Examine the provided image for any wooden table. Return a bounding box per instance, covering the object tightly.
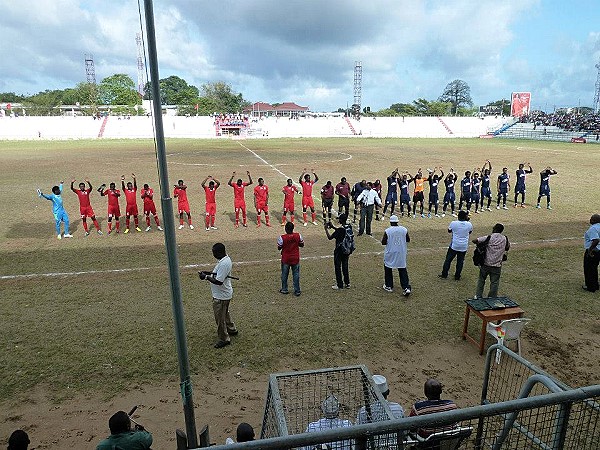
[462,301,525,355]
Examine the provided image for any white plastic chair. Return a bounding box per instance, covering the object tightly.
[486,318,531,363]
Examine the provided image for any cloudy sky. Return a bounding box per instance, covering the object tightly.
[1,0,599,112]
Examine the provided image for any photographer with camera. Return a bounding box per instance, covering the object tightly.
[199,243,238,349]
[96,409,152,450]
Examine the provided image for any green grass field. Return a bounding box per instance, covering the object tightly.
[1,136,599,411]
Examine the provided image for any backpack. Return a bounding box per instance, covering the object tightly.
[472,235,491,266]
[339,224,356,255]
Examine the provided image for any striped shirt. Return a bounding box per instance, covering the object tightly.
[409,399,458,437]
[476,233,509,267]
[303,418,353,450]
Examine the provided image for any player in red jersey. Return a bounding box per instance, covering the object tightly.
[228,171,253,227]
[121,173,141,233]
[174,179,194,229]
[71,178,102,236]
[253,177,271,227]
[140,183,162,231]
[281,178,299,225]
[99,182,121,234]
[299,168,319,226]
[201,175,220,230]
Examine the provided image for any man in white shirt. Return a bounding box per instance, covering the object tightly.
[303,395,352,450]
[439,210,473,281]
[199,242,238,349]
[356,182,382,236]
[381,215,411,296]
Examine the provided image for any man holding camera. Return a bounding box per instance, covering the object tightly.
[96,410,152,450]
[199,243,238,349]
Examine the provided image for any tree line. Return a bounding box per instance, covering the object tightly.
[1,76,511,117]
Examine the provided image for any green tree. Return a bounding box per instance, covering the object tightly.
[438,79,473,115]
[390,102,417,115]
[144,76,199,105]
[0,92,25,103]
[201,81,249,113]
[98,74,140,105]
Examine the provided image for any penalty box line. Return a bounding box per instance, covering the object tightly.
[0,236,579,281]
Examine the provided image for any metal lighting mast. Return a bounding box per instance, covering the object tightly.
[136,33,146,98]
[353,61,362,118]
[84,54,98,115]
[143,0,198,446]
[593,57,600,114]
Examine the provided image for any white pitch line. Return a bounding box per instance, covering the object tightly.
[0,236,580,281]
[236,141,295,181]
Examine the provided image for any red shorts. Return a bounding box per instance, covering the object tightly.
[302,197,315,209]
[144,204,157,215]
[108,205,121,217]
[284,202,295,212]
[234,200,246,210]
[80,206,96,218]
[126,204,139,216]
[206,202,217,215]
[178,202,190,214]
[256,202,268,213]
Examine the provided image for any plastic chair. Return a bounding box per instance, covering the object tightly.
[486,318,531,363]
[413,426,473,449]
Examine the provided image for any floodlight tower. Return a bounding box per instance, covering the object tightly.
[353,61,362,118]
[84,53,98,115]
[594,57,600,114]
[136,33,146,98]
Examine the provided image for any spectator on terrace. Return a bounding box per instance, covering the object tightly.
[96,410,152,450]
[583,214,600,292]
[302,395,352,450]
[409,379,458,438]
[7,430,30,450]
[225,422,255,444]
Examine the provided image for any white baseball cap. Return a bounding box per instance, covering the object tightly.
[389,215,399,223]
[373,375,389,394]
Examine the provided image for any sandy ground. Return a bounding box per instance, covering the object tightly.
[2,324,598,449]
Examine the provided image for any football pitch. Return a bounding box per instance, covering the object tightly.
[1,137,599,446]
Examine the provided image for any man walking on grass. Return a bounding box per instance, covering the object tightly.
[382,215,411,297]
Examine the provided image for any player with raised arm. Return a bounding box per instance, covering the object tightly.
[514,162,533,207]
[174,179,193,229]
[38,181,72,239]
[99,181,121,234]
[228,171,253,228]
[458,170,472,212]
[373,178,383,221]
[122,174,141,233]
[536,167,557,209]
[427,167,444,218]
[412,168,426,218]
[480,160,493,211]
[140,183,162,231]
[399,172,412,217]
[71,178,102,236]
[299,168,319,226]
[471,169,482,214]
[254,177,271,227]
[382,168,400,220]
[496,167,510,210]
[281,178,298,225]
[442,169,458,217]
[202,175,220,230]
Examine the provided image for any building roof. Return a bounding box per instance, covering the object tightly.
[273,102,309,111]
[243,101,309,113]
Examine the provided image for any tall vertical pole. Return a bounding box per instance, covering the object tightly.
[142,1,198,447]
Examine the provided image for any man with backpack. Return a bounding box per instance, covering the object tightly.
[382,215,411,296]
[472,223,510,298]
[324,213,355,290]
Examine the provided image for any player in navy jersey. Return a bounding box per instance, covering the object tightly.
[398,173,413,217]
[442,170,458,217]
[496,167,510,209]
[382,169,400,220]
[427,167,444,217]
[373,179,383,220]
[514,163,533,207]
[470,171,482,214]
[536,167,557,209]
[458,171,472,211]
[480,160,493,211]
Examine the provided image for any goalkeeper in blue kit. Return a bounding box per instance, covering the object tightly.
[38,182,73,239]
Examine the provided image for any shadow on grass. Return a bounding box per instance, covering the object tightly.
[6,221,81,238]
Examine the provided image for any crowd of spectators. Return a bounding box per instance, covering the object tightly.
[214,113,249,128]
[519,110,600,133]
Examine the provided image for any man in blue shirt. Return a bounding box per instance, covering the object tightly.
[536,167,557,209]
[458,171,472,211]
[496,167,510,210]
[480,160,493,211]
[38,182,72,239]
[514,163,533,207]
[382,169,400,220]
[442,170,458,218]
[583,214,600,292]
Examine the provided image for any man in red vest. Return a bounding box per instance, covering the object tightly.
[277,222,304,296]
